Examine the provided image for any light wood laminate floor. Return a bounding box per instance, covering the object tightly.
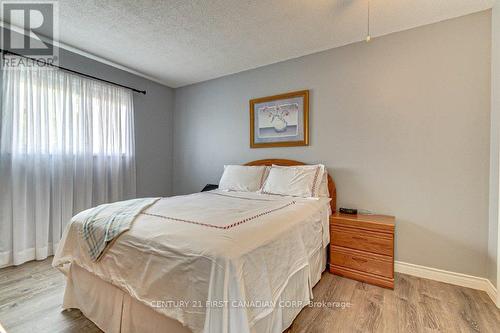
[0,258,499,332]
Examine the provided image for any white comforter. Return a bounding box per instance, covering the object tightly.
[53,190,330,333]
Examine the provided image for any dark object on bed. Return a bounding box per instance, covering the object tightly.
[202,184,219,192]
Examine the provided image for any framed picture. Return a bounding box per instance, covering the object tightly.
[250,90,309,148]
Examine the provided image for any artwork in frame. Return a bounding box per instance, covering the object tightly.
[250,90,309,148]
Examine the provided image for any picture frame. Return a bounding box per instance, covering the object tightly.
[249,90,309,148]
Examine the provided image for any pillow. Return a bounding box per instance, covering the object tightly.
[262,164,325,198]
[281,164,330,197]
[219,165,268,192]
[318,171,330,197]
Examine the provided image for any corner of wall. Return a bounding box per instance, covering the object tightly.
[491,0,500,298]
[168,86,177,196]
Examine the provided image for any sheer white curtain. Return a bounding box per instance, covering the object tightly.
[0,63,136,267]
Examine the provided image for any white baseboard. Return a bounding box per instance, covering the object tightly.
[395,261,498,308]
[484,279,498,306]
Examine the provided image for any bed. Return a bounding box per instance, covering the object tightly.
[53,159,336,333]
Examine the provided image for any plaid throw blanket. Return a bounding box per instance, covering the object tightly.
[79,197,160,261]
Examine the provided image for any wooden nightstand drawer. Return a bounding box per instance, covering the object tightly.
[331,226,393,256]
[329,213,395,288]
[331,246,393,278]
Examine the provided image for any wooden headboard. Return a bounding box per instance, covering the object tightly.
[245,159,336,213]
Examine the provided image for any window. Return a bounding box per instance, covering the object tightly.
[3,67,135,156]
[0,62,136,267]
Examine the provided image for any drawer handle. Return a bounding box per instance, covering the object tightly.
[352,236,367,242]
[352,257,368,264]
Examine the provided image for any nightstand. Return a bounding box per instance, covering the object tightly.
[329,213,395,289]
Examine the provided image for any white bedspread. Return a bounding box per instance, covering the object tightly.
[53,190,330,333]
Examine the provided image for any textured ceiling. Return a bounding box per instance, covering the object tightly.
[7,0,494,87]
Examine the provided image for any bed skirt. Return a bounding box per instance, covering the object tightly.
[62,246,328,333]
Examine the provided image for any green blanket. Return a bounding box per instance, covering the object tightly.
[79,197,160,261]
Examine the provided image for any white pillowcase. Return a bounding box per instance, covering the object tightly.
[318,171,330,197]
[262,164,325,198]
[287,164,330,197]
[219,165,268,192]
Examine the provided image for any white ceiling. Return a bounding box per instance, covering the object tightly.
[8,0,495,88]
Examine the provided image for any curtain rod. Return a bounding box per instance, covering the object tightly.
[1,49,147,95]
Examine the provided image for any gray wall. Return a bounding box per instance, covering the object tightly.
[1,28,175,198]
[173,11,492,278]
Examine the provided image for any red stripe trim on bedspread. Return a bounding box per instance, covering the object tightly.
[141,201,296,230]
